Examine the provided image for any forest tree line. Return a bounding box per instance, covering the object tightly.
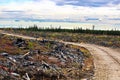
[1,25,120,35]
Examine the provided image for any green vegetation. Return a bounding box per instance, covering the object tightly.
[27,42,34,49]
[1,26,120,48]
[16,25,120,35]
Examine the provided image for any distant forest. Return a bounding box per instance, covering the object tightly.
[1,25,120,35]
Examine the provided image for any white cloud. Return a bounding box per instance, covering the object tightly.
[0,0,119,24]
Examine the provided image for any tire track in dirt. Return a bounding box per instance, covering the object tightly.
[79,44,120,80]
[97,47,120,65]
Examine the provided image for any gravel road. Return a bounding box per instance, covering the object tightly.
[65,42,120,80]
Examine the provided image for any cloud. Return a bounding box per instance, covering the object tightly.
[2,10,24,13]
[0,0,119,24]
[53,0,120,7]
[86,18,100,21]
[109,18,120,20]
[0,0,34,4]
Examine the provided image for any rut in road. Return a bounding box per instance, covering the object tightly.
[79,44,120,80]
[97,47,120,65]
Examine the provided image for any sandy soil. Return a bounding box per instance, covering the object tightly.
[0,30,120,80]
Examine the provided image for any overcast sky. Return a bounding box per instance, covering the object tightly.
[0,0,120,23]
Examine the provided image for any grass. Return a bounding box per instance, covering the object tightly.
[80,47,92,58]
[0,34,23,54]
[3,27,120,48]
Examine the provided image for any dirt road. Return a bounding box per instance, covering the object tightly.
[0,30,120,80]
[0,30,36,40]
[65,42,120,80]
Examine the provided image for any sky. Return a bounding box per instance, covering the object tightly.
[0,0,120,24]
